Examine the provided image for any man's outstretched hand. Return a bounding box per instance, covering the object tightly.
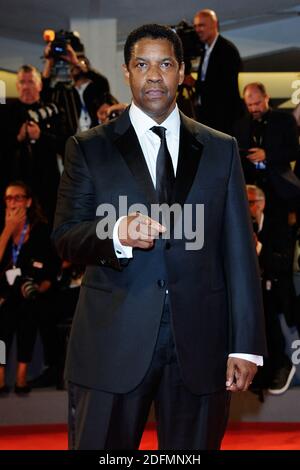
[118,213,166,250]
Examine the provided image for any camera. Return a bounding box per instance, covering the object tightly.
[20,278,39,301]
[171,20,202,60]
[43,29,84,61]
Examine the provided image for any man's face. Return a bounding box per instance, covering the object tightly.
[244,88,269,120]
[123,38,184,124]
[247,189,265,220]
[193,14,217,44]
[16,71,42,104]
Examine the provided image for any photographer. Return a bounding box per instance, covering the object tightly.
[0,181,58,394]
[234,82,300,223]
[5,65,65,227]
[42,41,110,133]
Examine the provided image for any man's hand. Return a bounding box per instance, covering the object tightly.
[62,44,87,69]
[42,44,54,78]
[17,122,41,142]
[226,357,257,392]
[26,121,41,141]
[118,213,166,250]
[246,148,266,163]
[17,123,28,142]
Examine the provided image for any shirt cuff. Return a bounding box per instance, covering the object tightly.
[113,216,133,259]
[229,353,263,366]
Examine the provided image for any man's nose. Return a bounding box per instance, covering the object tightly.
[147,65,162,81]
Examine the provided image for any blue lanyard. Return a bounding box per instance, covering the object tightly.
[12,221,28,268]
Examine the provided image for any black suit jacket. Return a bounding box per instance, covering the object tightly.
[195,35,243,134]
[72,70,110,129]
[53,109,266,395]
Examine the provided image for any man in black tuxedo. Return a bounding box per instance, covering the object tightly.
[193,9,243,134]
[53,24,266,450]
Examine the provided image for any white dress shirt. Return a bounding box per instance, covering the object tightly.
[75,81,92,132]
[112,101,263,366]
[200,34,219,81]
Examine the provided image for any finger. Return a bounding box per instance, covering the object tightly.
[138,224,161,238]
[226,383,239,392]
[236,373,248,391]
[226,361,235,388]
[135,239,154,250]
[137,214,166,233]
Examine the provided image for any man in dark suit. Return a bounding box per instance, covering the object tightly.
[193,9,243,134]
[53,24,266,450]
[234,82,300,220]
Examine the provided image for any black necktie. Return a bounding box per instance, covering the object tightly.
[151,126,175,205]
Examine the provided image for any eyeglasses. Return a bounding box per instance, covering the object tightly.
[4,195,28,203]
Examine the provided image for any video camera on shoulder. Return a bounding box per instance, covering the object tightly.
[43,29,84,61]
[171,20,202,60]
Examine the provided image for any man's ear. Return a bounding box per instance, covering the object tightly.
[122,64,130,85]
[179,61,185,86]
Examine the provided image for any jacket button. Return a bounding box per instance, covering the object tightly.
[157,280,166,288]
[165,242,171,250]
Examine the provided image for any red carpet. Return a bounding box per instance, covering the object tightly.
[0,422,300,450]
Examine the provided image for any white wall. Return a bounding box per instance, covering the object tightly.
[0,36,44,71]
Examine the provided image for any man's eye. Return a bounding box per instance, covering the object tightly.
[137,62,147,68]
[161,62,172,69]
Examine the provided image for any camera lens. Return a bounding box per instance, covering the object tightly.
[20,279,38,300]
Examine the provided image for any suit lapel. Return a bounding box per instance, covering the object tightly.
[173,113,204,207]
[112,109,204,210]
[113,110,157,205]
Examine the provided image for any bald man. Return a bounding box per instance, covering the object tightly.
[234,82,299,221]
[193,9,242,134]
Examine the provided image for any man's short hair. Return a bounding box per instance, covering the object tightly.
[246,184,265,200]
[243,82,267,97]
[17,64,42,83]
[124,23,184,66]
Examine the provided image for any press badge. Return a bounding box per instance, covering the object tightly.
[5,267,22,286]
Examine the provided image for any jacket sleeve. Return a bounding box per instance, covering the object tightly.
[52,135,120,270]
[223,137,267,355]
